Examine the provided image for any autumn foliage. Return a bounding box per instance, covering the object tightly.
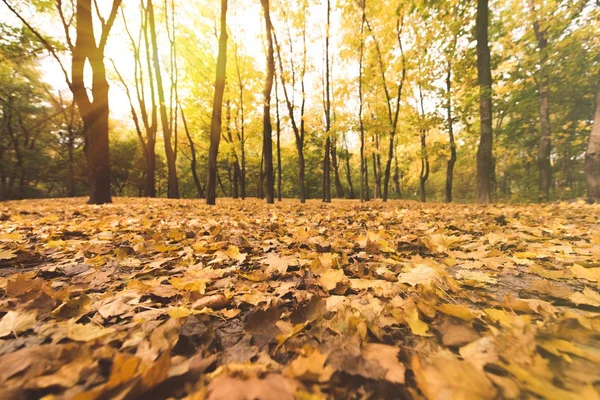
[0,198,599,398]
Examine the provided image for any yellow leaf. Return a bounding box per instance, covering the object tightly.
[167,306,193,319]
[412,350,497,400]
[317,269,347,292]
[570,287,600,307]
[67,320,114,342]
[0,249,17,260]
[0,232,22,241]
[0,310,37,337]
[437,303,476,322]
[169,277,208,293]
[405,306,432,337]
[570,264,600,282]
[284,347,335,382]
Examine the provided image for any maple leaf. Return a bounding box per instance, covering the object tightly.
[0,310,37,338]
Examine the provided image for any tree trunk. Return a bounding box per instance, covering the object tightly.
[234,47,246,200]
[181,105,203,198]
[343,133,354,199]
[393,154,401,196]
[261,0,275,204]
[225,100,241,199]
[445,59,457,203]
[322,0,332,203]
[528,0,552,202]
[273,28,306,202]
[359,2,367,202]
[275,73,282,201]
[331,136,344,198]
[538,64,552,201]
[419,129,429,202]
[476,0,493,204]
[206,0,228,205]
[585,78,600,203]
[148,0,178,198]
[70,0,120,204]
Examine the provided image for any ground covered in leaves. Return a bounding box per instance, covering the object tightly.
[0,198,599,399]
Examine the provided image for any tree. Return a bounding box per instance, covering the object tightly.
[113,3,159,197]
[358,0,368,202]
[273,2,308,203]
[585,76,600,203]
[260,0,275,204]
[3,0,122,204]
[476,0,493,204]
[148,0,178,198]
[322,0,332,203]
[206,0,228,205]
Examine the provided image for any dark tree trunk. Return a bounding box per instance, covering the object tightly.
[476,0,493,204]
[585,78,600,203]
[343,133,354,199]
[331,136,344,198]
[148,0,178,198]
[181,105,203,198]
[3,0,121,204]
[275,73,282,201]
[322,0,332,203]
[359,1,367,202]
[225,101,241,199]
[419,130,429,202]
[273,27,307,202]
[528,0,552,202]
[445,59,457,203]
[234,47,246,199]
[261,0,275,204]
[206,0,228,205]
[393,154,401,196]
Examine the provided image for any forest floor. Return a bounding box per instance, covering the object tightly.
[0,198,599,399]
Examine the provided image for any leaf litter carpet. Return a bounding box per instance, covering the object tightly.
[0,198,599,399]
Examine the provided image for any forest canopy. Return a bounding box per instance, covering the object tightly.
[0,0,599,204]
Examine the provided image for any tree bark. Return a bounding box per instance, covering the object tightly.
[181,104,203,198]
[148,0,178,198]
[322,0,332,203]
[206,0,228,205]
[359,1,367,202]
[260,0,275,204]
[275,73,282,201]
[585,78,600,203]
[273,28,307,202]
[528,0,552,201]
[234,46,246,199]
[445,58,457,203]
[476,0,493,204]
[331,135,344,198]
[343,133,354,199]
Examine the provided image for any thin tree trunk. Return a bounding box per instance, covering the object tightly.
[445,58,457,203]
[148,0,178,198]
[275,72,282,201]
[273,28,307,202]
[331,135,344,198]
[359,1,367,202]
[180,104,203,198]
[234,45,246,199]
[322,0,332,203]
[476,0,493,204]
[206,0,228,205]
[260,0,275,204]
[585,77,600,203]
[225,100,241,199]
[343,133,354,199]
[393,152,401,196]
[528,0,552,201]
